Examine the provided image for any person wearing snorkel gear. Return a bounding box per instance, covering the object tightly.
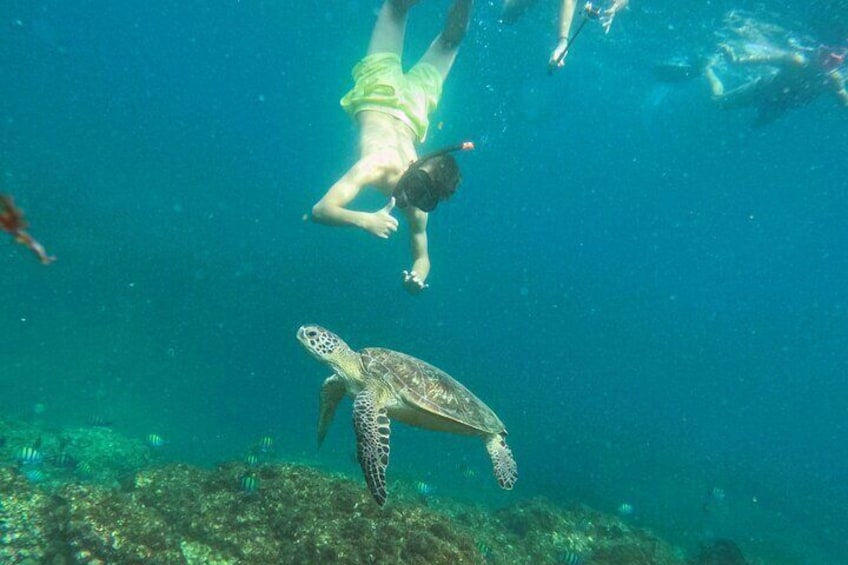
[500,0,628,73]
[310,0,473,295]
[703,41,848,125]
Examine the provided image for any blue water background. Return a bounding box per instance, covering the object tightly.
[1,1,846,561]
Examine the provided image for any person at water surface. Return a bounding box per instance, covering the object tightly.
[310,0,473,295]
[500,0,629,72]
[704,41,848,125]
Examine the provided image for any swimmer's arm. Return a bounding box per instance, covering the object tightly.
[403,208,430,294]
[311,156,399,238]
[556,0,577,40]
[720,45,805,67]
[600,0,628,34]
[550,0,577,69]
[828,70,848,106]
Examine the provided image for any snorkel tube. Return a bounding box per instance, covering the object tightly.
[394,141,474,212]
[414,141,475,164]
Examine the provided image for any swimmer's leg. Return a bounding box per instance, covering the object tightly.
[367,0,420,56]
[711,80,762,110]
[704,63,726,97]
[417,0,473,79]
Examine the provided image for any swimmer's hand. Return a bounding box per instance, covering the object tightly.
[363,198,399,239]
[402,270,428,295]
[549,38,569,74]
[599,0,627,34]
[599,10,616,33]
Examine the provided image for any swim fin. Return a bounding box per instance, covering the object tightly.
[652,56,706,83]
[501,0,538,24]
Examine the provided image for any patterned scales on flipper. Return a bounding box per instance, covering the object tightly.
[353,388,391,506]
[486,433,518,490]
[361,348,506,435]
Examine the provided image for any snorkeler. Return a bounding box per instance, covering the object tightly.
[703,41,848,125]
[500,0,629,73]
[655,12,848,125]
[310,0,473,295]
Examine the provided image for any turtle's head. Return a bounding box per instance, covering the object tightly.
[297,324,357,369]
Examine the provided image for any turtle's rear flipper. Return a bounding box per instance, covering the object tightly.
[318,375,347,447]
[486,433,518,490]
[353,389,391,506]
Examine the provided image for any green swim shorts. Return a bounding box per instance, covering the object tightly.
[340,52,444,143]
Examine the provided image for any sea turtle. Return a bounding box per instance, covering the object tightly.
[297,324,518,506]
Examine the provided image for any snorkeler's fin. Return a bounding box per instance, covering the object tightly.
[652,56,708,83]
[500,0,538,24]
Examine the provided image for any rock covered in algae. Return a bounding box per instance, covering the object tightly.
[126,463,481,564]
[0,462,481,564]
[451,497,687,565]
[0,468,56,564]
[0,461,689,564]
[59,426,153,485]
[0,420,152,489]
[60,482,184,563]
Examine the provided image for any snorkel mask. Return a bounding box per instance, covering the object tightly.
[394,141,474,212]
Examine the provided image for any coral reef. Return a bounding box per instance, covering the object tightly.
[1,420,152,489]
[452,497,687,564]
[0,459,688,564]
[0,416,698,564]
[0,468,57,563]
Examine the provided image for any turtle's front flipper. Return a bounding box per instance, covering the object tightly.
[486,433,518,490]
[318,375,347,447]
[353,389,391,506]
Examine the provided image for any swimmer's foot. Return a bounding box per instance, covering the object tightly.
[441,0,473,48]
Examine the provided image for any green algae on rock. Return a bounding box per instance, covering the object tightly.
[0,461,691,565]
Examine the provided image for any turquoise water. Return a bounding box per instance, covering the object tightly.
[1,1,846,562]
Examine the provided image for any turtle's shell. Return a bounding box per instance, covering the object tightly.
[360,347,506,435]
